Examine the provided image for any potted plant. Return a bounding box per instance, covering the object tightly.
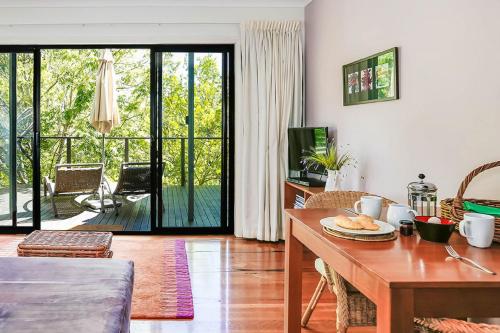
[303,140,354,191]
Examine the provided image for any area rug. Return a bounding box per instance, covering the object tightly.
[0,238,19,256]
[112,237,194,319]
[0,236,194,320]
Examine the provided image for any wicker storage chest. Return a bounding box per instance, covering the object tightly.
[17,230,113,258]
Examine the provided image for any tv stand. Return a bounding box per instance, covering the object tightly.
[284,181,324,209]
[286,176,325,187]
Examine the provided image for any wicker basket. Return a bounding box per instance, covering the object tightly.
[414,318,500,333]
[17,230,113,258]
[440,161,500,243]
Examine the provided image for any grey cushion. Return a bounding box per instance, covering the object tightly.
[0,257,134,333]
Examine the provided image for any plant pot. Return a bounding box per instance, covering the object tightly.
[325,170,341,192]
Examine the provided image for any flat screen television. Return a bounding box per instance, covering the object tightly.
[288,127,328,177]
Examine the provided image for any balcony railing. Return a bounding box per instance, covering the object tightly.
[17,135,222,187]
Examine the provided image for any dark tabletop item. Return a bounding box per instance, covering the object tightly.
[415,216,455,243]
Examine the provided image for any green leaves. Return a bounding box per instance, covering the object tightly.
[302,139,354,172]
[0,49,224,189]
[162,53,223,186]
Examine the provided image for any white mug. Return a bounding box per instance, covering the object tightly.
[459,213,495,248]
[386,204,417,229]
[354,196,383,219]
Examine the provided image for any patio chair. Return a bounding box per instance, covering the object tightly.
[113,162,151,195]
[111,162,164,215]
[44,163,105,217]
[301,191,500,333]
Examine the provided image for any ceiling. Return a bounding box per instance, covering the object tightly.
[0,0,312,8]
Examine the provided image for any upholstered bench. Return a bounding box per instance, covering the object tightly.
[0,257,134,333]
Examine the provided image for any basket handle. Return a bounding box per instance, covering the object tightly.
[451,161,500,218]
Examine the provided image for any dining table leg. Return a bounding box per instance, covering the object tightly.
[377,287,414,333]
[284,217,303,333]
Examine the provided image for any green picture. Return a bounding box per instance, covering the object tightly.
[343,47,399,106]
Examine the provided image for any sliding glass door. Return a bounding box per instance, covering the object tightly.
[0,50,39,232]
[0,45,233,235]
[38,48,151,232]
[155,47,232,232]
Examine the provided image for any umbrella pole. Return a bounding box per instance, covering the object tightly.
[100,133,106,213]
[101,133,105,163]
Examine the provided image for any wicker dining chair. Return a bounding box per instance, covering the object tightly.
[301,191,394,332]
[415,318,500,333]
[301,191,500,333]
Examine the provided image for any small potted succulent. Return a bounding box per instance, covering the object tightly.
[303,139,354,191]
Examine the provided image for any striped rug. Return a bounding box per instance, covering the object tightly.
[161,240,194,319]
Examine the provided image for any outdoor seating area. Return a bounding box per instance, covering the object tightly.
[40,185,221,231]
[0,183,221,231]
[44,162,155,217]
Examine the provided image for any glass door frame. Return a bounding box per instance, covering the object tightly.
[0,46,40,234]
[151,45,234,235]
[0,44,234,235]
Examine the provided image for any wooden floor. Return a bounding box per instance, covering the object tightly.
[0,186,221,231]
[0,234,343,333]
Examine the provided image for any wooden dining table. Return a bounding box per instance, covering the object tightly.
[284,208,500,333]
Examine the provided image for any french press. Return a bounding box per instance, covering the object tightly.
[407,174,438,216]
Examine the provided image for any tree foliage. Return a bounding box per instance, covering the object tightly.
[0,49,223,188]
[0,53,34,187]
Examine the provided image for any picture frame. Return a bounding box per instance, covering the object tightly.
[343,47,399,106]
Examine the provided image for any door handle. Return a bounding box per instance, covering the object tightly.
[185,115,189,125]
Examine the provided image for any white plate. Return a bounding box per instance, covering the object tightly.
[320,216,395,236]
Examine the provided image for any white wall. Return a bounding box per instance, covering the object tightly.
[305,0,500,204]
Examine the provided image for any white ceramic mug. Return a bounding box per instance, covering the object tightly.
[354,195,383,219]
[386,204,417,229]
[459,213,495,248]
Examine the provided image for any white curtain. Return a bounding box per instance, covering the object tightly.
[235,21,304,241]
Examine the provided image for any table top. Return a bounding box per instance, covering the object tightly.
[286,208,500,288]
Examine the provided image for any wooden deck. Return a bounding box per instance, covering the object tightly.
[162,185,221,228]
[0,186,221,231]
[0,186,34,227]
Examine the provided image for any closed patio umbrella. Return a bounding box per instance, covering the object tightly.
[90,49,120,163]
[86,49,120,212]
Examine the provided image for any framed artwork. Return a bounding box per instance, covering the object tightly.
[343,47,399,106]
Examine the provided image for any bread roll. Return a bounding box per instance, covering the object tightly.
[335,215,363,230]
[357,214,380,231]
